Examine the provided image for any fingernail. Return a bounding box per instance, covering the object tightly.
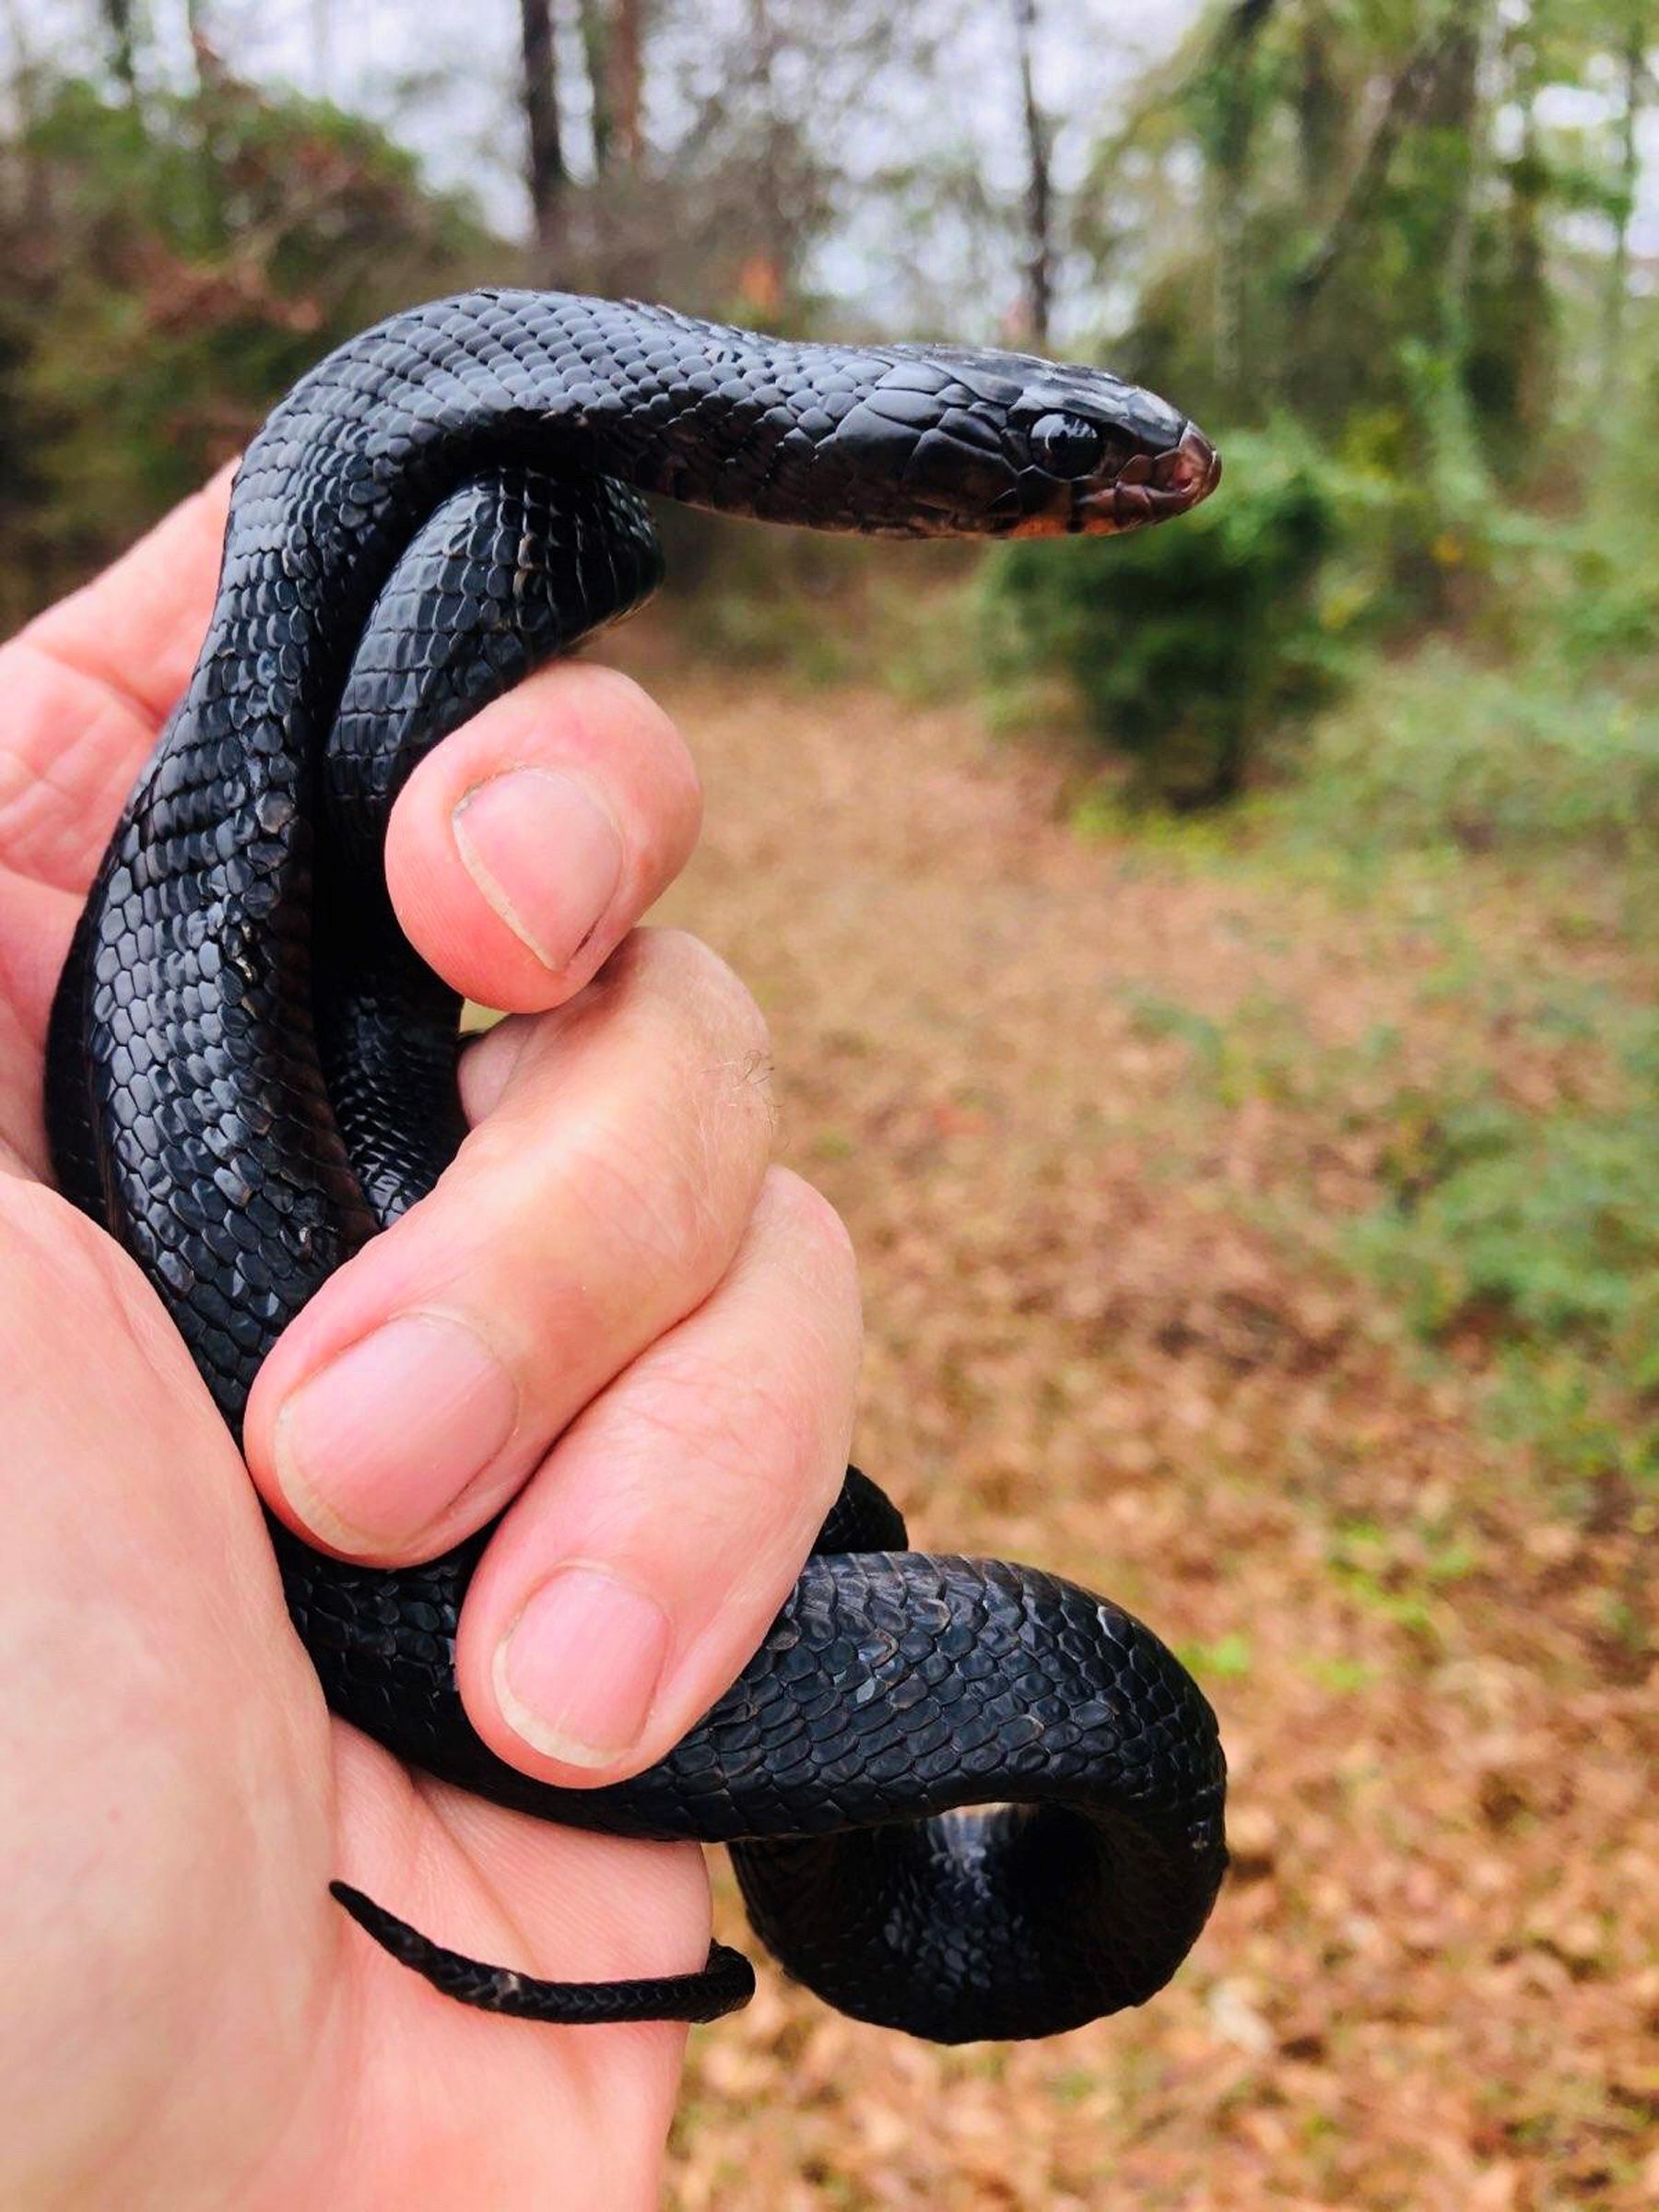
[453,768,623,973]
[275,1315,517,1548]
[494,1567,672,1768]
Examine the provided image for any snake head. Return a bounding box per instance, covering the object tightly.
[1006,379,1222,536]
[865,347,1220,537]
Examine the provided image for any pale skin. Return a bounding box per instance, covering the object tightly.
[0,469,863,2208]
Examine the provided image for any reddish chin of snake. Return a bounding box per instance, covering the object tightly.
[1001,421,1221,538]
[1085,422,1222,535]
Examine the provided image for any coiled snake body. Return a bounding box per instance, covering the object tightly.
[46,292,1227,2043]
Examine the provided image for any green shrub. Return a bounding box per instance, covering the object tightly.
[1349,1072,1659,1500]
[1,74,497,618]
[1557,537,1659,665]
[1265,646,1659,865]
[1551,366,1659,668]
[976,424,1344,807]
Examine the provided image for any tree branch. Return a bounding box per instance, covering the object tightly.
[1289,35,1442,307]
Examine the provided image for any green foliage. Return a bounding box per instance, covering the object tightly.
[1356,1083,1659,1340]
[1071,0,1652,661]
[1264,645,1659,865]
[582,0,1659,602]
[1558,537,1659,665]
[652,511,872,680]
[976,426,1344,806]
[1097,631,1659,1511]
[1351,1064,1659,1502]
[0,72,499,618]
[1324,1513,1478,1643]
[1553,352,1659,665]
[1174,1632,1253,1680]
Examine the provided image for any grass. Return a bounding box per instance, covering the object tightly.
[1075,644,1659,1525]
[1259,642,1659,870]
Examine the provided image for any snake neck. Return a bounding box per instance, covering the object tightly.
[184,294,945,783]
[58,291,1196,1433]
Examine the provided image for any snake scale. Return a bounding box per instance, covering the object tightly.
[45,291,1228,2043]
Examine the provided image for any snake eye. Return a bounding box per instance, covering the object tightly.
[1029,412,1104,478]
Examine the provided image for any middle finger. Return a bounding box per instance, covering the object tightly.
[243,928,775,1563]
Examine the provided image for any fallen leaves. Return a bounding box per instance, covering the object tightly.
[617,648,1655,2210]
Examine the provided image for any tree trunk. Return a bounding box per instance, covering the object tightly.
[1210,0,1275,414]
[100,0,138,100]
[1294,3,1339,208]
[746,0,791,308]
[0,0,48,236]
[1012,0,1053,348]
[1601,15,1645,408]
[611,0,643,170]
[1427,0,1483,369]
[1289,36,1439,312]
[311,0,335,102]
[577,0,613,174]
[520,0,569,272]
[579,0,644,177]
[1503,18,1551,445]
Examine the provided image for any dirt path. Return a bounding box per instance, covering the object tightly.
[613,653,1653,2212]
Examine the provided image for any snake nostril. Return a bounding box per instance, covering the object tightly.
[1152,424,1222,506]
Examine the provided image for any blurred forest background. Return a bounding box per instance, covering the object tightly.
[4,3,1654,2207]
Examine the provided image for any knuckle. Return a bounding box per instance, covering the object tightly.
[642,927,767,1039]
[764,1169,858,1290]
[453,943,779,1324]
[636,929,775,1119]
[574,1121,736,1296]
[620,1338,822,1508]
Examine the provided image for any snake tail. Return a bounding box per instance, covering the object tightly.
[328,1885,757,2027]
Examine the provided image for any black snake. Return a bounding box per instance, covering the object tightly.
[45,291,1228,2043]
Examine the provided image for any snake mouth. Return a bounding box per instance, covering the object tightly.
[1080,422,1222,533]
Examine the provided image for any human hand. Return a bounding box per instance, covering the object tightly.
[0,471,861,2208]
